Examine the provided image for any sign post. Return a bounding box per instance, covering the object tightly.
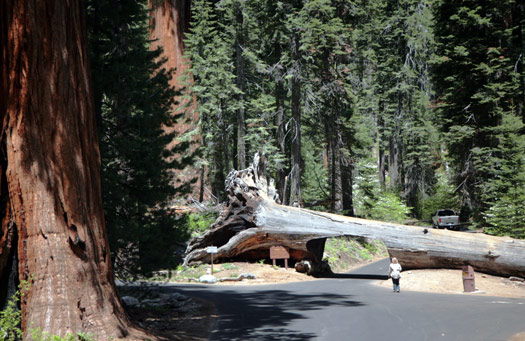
[206,246,218,274]
[462,265,476,292]
[269,246,290,269]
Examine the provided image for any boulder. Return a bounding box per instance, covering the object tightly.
[199,275,217,284]
[122,296,139,307]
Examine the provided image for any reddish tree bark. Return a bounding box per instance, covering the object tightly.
[148,0,203,198]
[1,1,147,338]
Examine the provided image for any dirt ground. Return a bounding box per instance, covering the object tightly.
[375,267,525,298]
[128,259,525,340]
[207,260,525,299]
[126,297,217,340]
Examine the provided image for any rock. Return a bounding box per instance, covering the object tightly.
[141,299,164,308]
[239,273,256,280]
[122,296,139,307]
[115,279,126,286]
[171,292,189,301]
[199,275,217,284]
[218,273,257,282]
[153,270,170,278]
[295,260,311,273]
[509,276,525,282]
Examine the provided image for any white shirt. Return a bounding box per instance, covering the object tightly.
[389,263,402,279]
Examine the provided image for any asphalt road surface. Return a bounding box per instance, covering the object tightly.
[163,259,525,340]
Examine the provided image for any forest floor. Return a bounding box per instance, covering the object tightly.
[126,258,525,340]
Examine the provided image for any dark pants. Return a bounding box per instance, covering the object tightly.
[392,278,400,292]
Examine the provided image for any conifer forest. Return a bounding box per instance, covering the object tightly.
[1,0,525,338]
[92,0,525,273]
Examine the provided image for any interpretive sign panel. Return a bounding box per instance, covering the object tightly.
[270,246,290,269]
[206,246,218,254]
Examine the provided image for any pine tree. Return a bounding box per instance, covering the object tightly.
[298,0,354,213]
[482,112,525,238]
[432,0,523,223]
[184,0,240,201]
[86,0,185,276]
[344,0,437,218]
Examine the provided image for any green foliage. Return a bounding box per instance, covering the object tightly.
[358,248,372,261]
[323,237,387,272]
[29,329,95,341]
[84,0,525,258]
[353,160,381,217]
[171,265,209,281]
[187,211,218,237]
[183,0,241,200]
[421,171,460,221]
[86,0,189,277]
[481,112,525,238]
[432,0,524,224]
[221,263,240,271]
[184,0,525,238]
[362,238,381,254]
[301,139,330,209]
[0,279,32,340]
[368,191,412,224]
[0,293,22,341]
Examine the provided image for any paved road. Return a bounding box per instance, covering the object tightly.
[163,260,525,340]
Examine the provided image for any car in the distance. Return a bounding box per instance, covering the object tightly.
[431,209,461,230]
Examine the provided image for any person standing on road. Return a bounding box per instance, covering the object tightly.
[388,257,402,293]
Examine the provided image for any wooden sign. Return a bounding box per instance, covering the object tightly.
[270,246,289,259]
[270,246,290,269]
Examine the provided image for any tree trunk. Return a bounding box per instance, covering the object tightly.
[274,45,288,205]
[1,2,146,338]
[148,0,202,197]
[512,0,525,120]
[235,1,246,170]
[290,31,302,206]
[327,116,343,213]
[184,154,525,278]
[341,153,354,216]
[377,115,386,188]
[275,78,287,204]
[388,131,402,189]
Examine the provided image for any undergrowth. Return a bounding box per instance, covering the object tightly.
[323,237,387,273]
[0,278,97,341]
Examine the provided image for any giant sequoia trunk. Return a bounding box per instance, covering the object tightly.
[1,2,146,338]
[184,154,525,278]
[148,0,202,197]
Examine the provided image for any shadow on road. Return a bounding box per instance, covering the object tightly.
[164,286,363,341]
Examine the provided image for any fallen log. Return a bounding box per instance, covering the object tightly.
[184,153,525,277]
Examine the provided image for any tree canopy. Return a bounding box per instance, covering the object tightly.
[180,0,525,239]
